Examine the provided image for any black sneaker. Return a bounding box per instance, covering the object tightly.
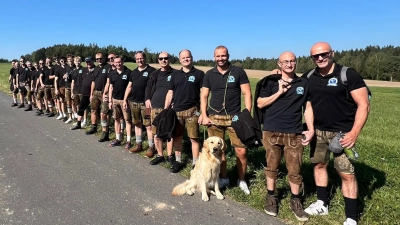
[264,195,278,217]
[170,161,183,173]
[45,110,50,116]
[11,103,18,107]
[109,139,121,147]
[24,105,32,111]
[70,123,81,130]
[85,126,97,135]
[47,112,55,117]
[150,155,165,165]
[98,132,109,142]
[167,155,176,163]
[35,110,44,116]
[290,198,309,222]
[17,104,25,108]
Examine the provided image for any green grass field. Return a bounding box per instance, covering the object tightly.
[1,62,399,224]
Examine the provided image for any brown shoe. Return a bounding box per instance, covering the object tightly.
[129,143,143,153]
[145,146,156,158]
[290,198,309,222]
[264,195,278,217]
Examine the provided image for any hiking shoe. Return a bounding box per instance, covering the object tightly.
[47,112,55,117]
[290,198,309,222]
[17,104,25,108]
[65,117,72,123]
[85,126,97,135]
[145,146,157,158]
[70,123,81,130]
[56,114,63,120]
[237,180,250,195]
[62,117,68,122]
[11,103,18,107]
[343,218,357,225]
[129,143,143,153]
[150,155,165,165]
[24,105,32,111]
[35,110,44,116]
[125,141,132,150]
[167,155,176,163]
[264,195,278,217]
[219,178,230,189]
[109,139,121,147]
[98,132,110,142]
[304,200,329,215]
[170,161,183,173]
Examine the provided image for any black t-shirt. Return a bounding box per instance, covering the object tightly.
[42,66,56,85]
[72,66,84,94]
[302,63,367,132]
[81,68,95,97]
[129,65,156,103]
[64,65,74,88]
[17,66,29,83]
[93,66,109,92]
[55,65,70,87]
[10,67,15,78]
[169,66,204,112]
[109,67,132,100]
[260,76,309,134]
[26,68,36,84]
[151,70,173,108]
[202,64,249,115]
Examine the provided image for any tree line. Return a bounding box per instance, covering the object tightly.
[8,44,400,81]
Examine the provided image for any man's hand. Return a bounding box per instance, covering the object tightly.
[278,79,291,94]
[123,101,127,110]
[301,130,315,145]
[71,94,75,100]
[109,101,113,110]
[41,84,45,88]
[63,73,68,79]
[145,100,152,109]
[89,96,93,102]
[199,114,213,126]
[340,131,358,149]
[102,94,108,102]
[55,89,59,95]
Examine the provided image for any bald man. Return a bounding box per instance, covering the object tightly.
[256,51,313,221]
[303,42,370,225]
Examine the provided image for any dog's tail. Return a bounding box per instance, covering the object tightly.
[172,180,191,196]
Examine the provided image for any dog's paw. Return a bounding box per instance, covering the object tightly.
[187,190,194,195]
[216,193,224,200]
[210,190,216,196]
[202,194,210,202]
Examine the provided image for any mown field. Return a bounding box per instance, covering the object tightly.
[1,62,399,224]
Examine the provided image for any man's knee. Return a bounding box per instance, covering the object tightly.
[314,162,328,170]
[235,147,247,158]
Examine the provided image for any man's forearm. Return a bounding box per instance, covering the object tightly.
[350,103,370,135]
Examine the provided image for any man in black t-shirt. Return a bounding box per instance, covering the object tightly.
[9,60,18,106]
[64,54,75,123]
[22,61,36,111]
[123,51,156,153]
[35,59,46,116]
[108,55,132,147]
[15,57,29,108]
[71,56,87,126]
[87,52,110,136]
[257,52,313,221]
[164,50,204,173]
[38,57,57,117]
[145,52,175,165]
[70,57,96,130]
[199,46,252,195]
[54,57,70,121]
[303,42,370,225]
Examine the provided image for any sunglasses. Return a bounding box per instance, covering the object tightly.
[96,58,102,61]
[108,57,114,61]
[311,51,332,60]
[158,57,169,61]
[39,63,44,65]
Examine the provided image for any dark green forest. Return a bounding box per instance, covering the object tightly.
[9,44,400,81]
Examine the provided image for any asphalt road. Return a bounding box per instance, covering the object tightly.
[0,92,284,225]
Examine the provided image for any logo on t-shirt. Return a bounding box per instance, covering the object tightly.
[102,69,106,73]
[188,76,195,82]
[167,75,171,81]
[296,87,304,95]
[228,76,235,83]
[79,70,82,73]
[122,75,127,80]
[232,115,239,122]
[327,78,338,86]
[25,68,28,71]
[143,72,148,77]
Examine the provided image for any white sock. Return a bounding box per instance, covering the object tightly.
[116,133,121,140]
[127,136,131,142]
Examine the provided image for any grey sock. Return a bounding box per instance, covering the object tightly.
[192,158,198,165]
[136,135,142,144]
[175,154,181,163]
[148,139,154,147]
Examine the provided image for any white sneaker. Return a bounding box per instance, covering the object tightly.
[343,218,357,225]
[65,117,72,124]
[237,180,250,195]
[219,178,230,189]
[81,120,87,128]
[74,113,78,118]
[56,114,63,120]
[304,200,329,215]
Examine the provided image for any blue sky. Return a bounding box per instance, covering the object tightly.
[0,0,399,61]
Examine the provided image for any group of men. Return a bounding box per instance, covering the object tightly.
[8,42,369,225]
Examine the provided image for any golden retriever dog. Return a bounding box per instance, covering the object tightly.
[172,136,226,201]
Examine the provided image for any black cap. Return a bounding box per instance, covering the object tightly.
[85,56,94,62]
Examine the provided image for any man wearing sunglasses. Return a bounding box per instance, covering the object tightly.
[145,52,175,164]
[35,60,46,116]
[123,51,156,153]
[257,52,313,221]
[9,60,18,107]
[64,54,76,123]
[199,45,252,195]
[303,42,370,225]
[54,57,70,121]
[71,56,87,127]
[87,52,111,137]
[23,61,36,111]
[15,58,29,109]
